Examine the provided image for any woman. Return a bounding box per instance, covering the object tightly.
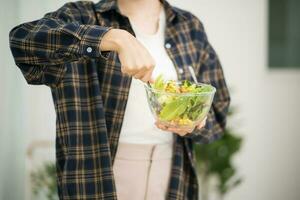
[9,0,230,199]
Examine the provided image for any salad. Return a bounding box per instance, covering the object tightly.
[145,75,216,129]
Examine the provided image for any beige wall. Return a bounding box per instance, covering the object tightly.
[0,0,299,199]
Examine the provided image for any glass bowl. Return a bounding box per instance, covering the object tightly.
[144,81,216,132]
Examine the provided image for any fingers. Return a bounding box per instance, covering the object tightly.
[140,69,154,83]
[118,37,155,82]
[155,121,192,136]
[132,65,153,82]
[123,61,154,82]
[134,54,155,82]
[168,127,189,136]
[133,70,145,80]
[196,117,207,129]
[155,121,169,131]
[155,118,208,136]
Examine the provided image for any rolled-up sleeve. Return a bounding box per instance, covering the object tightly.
[9,2,112,87]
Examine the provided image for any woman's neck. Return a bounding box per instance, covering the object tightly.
[117,0,162,18]
[117,0,163,35]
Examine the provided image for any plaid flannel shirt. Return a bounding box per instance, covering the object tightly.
[9,0,230,199]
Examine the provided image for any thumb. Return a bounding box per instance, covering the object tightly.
[148,75,155,84]
[197,116,207,129]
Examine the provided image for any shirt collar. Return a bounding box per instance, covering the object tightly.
[94,0,187,23]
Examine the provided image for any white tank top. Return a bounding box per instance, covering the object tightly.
[119,8,178,144]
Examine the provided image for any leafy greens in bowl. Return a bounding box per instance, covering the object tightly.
[144,75,216,132]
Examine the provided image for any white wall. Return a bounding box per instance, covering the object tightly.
[0,0,25,199]
[0,0,300,200]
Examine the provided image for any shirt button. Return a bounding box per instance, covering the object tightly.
[86,47,93,53]
[165,43,172,49]
[178,68,184,74]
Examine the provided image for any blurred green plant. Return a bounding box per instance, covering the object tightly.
[194,108,243,200]
[31,162,58,200]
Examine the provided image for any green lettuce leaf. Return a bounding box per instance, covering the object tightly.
[152,74,165,90]
[159,97,188,121]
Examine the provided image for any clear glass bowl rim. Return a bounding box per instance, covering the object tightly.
[144,82,216,97]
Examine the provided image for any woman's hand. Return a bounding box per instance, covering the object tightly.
[100,29,155,83]
[155,117,207,137]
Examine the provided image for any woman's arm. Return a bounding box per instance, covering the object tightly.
[9,2,113,87]
[9,1,155,87]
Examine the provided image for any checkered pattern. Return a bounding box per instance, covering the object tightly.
[9,0,230,199]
